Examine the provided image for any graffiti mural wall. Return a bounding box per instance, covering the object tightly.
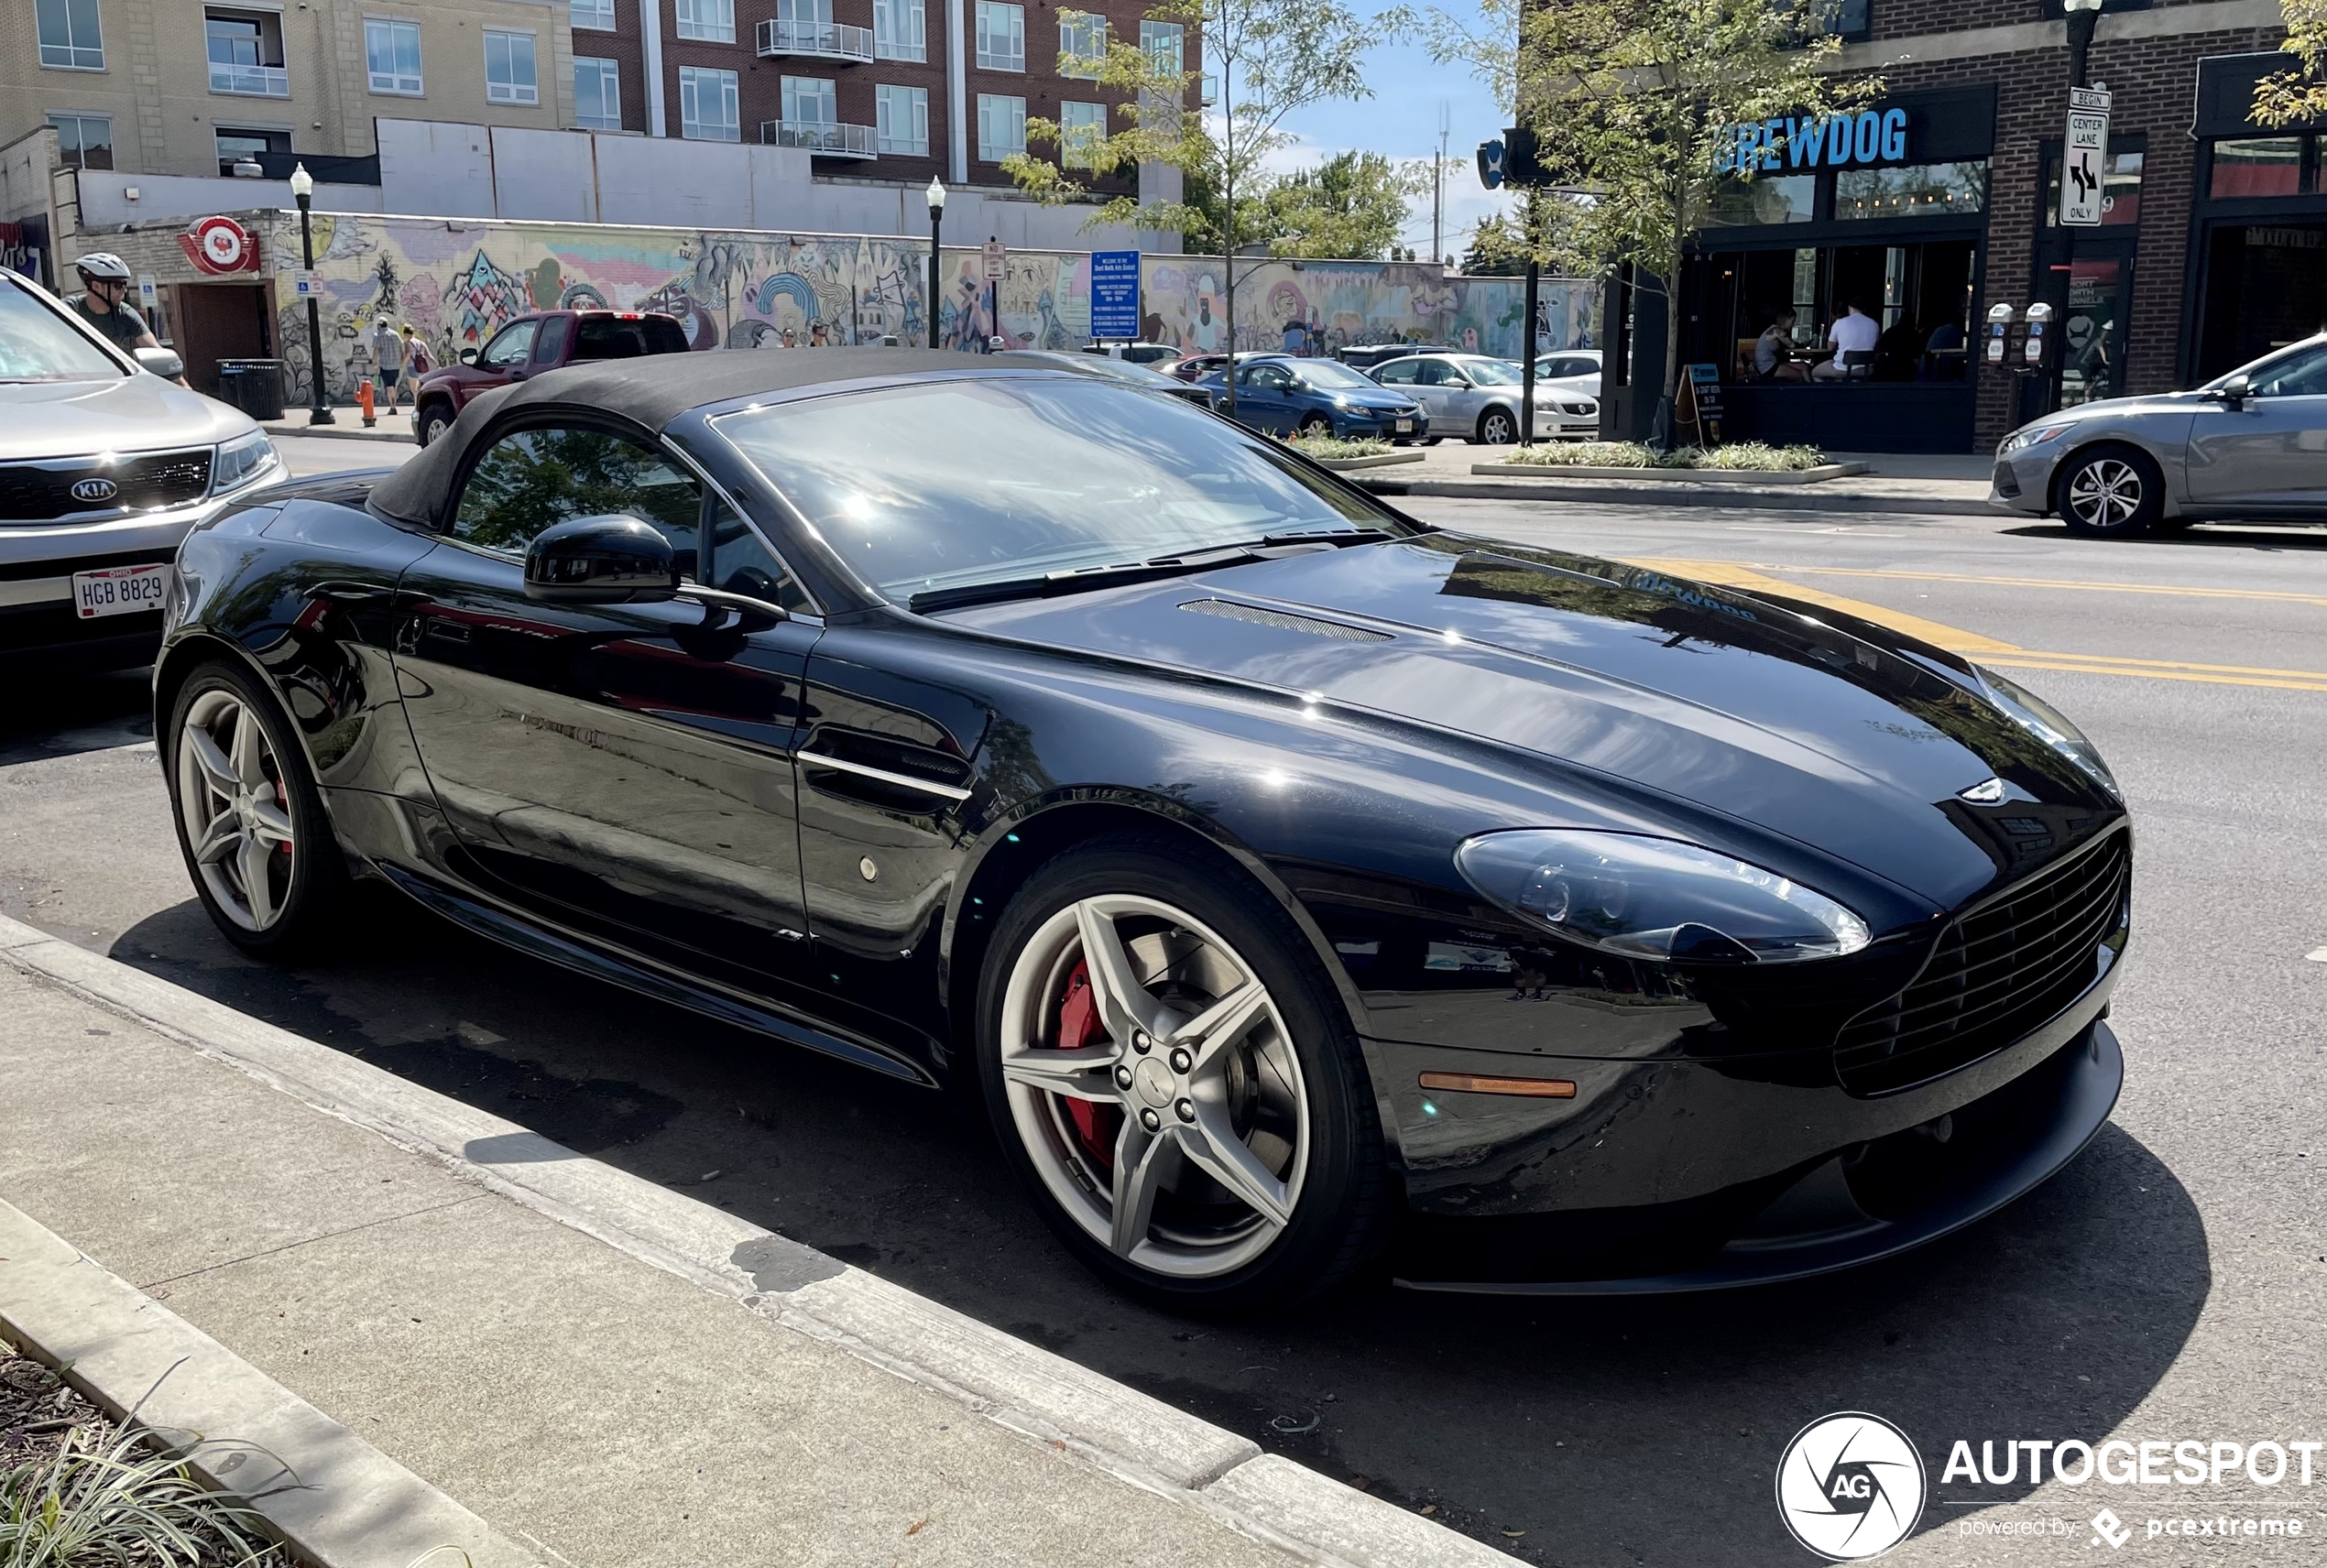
[244,212,1594,401]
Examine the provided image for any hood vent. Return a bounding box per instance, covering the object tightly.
[1179,598,1391,643]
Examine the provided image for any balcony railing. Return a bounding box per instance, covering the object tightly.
[761,119,878,158]
[755,18,874,64]
[210,60,290,96]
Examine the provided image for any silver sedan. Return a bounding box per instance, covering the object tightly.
[1990,333,2327,538]
[1369,353,1597,443]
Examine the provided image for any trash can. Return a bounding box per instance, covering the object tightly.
[214,358,287,420]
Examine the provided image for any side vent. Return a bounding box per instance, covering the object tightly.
[1178,598,1392,643]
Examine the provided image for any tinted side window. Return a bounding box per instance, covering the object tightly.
[531,316,570,364]
[2253,344,2327,397]
[1371,358,1419,385]
[452,425,701,570]
[1415,360,1449,387]
[574,315,693,358]
[707,499,813,614]
[480,321,537,369]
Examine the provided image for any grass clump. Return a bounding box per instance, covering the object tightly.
[1279,433,1395,460]
[1501,440,1829,471]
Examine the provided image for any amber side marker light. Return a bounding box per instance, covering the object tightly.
[1417,1072,1578,1098]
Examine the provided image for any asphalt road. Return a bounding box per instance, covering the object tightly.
[5,482,2322,1566]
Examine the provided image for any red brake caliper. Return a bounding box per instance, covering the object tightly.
[1056,959,1120,1171]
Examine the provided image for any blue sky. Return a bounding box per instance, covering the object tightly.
[1270,5,1516,263]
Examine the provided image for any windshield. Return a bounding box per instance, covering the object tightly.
[1462,359,1522,387]
[0,284,128,383]
[2207,336,2327,396]
[1295,361,1385,390]
[715,376,1409,603]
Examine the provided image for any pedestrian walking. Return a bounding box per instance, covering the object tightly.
[402,324,431,379]
[365,318,408,410]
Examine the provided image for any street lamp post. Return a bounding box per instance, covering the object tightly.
[2030,0,2106,422]
[290,163,333,426]
[925,178,946,350]
[2063,0,2103,91]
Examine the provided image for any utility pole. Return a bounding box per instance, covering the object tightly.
[1432,101,1449,267]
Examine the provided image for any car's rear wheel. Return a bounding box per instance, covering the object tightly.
[165,660,350,957]
[2056,444,2166,538]
[1475,406,1517,445]
[417,401,454,448]
[978,835,1387,1310]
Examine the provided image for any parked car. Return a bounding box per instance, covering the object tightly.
[1167,351,1279,383]
[413,310,690,447]
[158,348,2130,1309]
[1370,353,1598,443]
[1990,332,2327,537]
[1004,350,1212,406]
[0,268,279,672]
[1084,343,1182,369]
[1533,349,1604,398]
[1338,343,1457,372]
[1195,356,1424,441]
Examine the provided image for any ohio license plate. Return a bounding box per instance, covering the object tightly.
[72,563,170,619]
[1395,418,1415,433]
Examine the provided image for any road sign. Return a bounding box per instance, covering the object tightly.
[136,275,157,310]
[288,269,322,299]
[1089,249,1141,340]
[2060,90,2110,227]
[982,240,1008,280]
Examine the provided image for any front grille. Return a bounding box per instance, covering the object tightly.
[0,449,213,523]
[1836,832,2129,1095]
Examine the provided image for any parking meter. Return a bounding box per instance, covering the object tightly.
[2023,302,2053,368]
[1985,302,2015,365]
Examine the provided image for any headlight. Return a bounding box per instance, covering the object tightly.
[211,430,280,495]
[1455,830,1872,965]
[1972,665,2121,801]
[1996,424,2069,458]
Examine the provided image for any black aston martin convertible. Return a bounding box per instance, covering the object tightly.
[157,350,2130,1308]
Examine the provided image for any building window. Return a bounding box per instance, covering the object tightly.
[1835,159,1989,220]
[48,113,112,169]
[484,29,538,104]
[37,0,104,70]
[1805,0,1869,40]
[976,3,1023,71]
[873,0,924,61]
[574,56,621,129]
[1699,175,1816,226]
[675,0,736,43]
[2210,136,2308,199]
[206,9,289,96]
[978,93,1024,161]
[782,74,836,125]
[1140,19,1182,75]
[214,125,290,177]
[571,0,616,31]
[365,18,423,96]
[681,65,740,140]
[1061,100,1105,168]
[876,83,928,155]
[1058,12,1105,78]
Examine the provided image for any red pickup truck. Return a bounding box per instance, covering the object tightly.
[413,310,691,446]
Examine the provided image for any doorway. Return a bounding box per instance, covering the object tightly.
[171,283,273,397]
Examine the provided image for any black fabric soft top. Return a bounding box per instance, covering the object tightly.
[368,348,1047,529]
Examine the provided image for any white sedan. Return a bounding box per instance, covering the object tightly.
[1370,354,1598,444]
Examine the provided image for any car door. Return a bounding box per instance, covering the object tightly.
[1411,358,1464,434]
[453,319,538,411]
[2184,342,2327,511]
[392,414,825,995]
[1237,361,1296,431]
[528,313,570,374]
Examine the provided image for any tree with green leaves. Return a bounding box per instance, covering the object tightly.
[1429,0,1874,447]
[1003,0,1389,417]
[1258,150,1430,259]
[2256,0,2327,125]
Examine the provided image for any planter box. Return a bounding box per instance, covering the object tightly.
[1469,461,1867,484]
[1308,451,1427,471]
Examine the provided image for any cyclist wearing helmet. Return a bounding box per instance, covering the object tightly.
[64,253,160,354]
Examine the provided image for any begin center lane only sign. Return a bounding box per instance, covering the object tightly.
[2060,86,2111,227]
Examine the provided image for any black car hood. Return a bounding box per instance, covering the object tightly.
[943,533,2118,911]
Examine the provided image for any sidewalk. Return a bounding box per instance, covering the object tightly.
[0,918,1513,1568]
[266,407,418,443]
[1356,442,1999,516]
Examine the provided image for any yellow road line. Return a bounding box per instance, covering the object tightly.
[1766,564,2327,609]
[1622,556,2327,693]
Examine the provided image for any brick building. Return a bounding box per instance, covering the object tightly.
[1600,0,2322,452]
[573,0,1193,197]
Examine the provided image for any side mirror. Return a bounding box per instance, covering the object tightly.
[459,347,479,366]
[135,346,184,379]
[523,515,677,604]
[2214,372,2252,405]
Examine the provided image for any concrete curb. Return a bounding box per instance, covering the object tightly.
[0,914,1518,1568]
[263,421,415,444]
[0,1200,541,1568]
[1469,460,1869,484]
[1356,474,2000,517]
[1310,452,1426,472]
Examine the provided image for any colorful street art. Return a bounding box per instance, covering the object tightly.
[243,212,1594,402]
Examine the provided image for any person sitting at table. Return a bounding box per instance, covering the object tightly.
[1753,309,1811,382]
[1872,315,1928,380]
[1811,298,1881,380]
[1920,317,1966,379]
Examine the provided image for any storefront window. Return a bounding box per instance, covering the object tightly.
[1835,160,1989,219]
[1699,175,1816,226]
[2209,137,2306,199]
[2197,223,2327,377]
[1699,241,1975,384]
[2059,256,2127,408]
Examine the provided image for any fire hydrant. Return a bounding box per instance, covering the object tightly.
[358,376,377,427]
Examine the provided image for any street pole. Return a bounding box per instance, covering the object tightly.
[925,179,946,349]
[290,164,332,426]
[1522,256,1540,449]
[987,234,998,352]
[2031,0,2106,422]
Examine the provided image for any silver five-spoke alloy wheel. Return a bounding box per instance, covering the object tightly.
[175,689,297,931]
[998,894,1310,1279]
[2064,456,2145,529]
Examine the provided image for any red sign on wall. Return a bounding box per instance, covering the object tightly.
[178,215,259,275]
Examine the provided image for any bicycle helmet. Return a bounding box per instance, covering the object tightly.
[74,252,133,282]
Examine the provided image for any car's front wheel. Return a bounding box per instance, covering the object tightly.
[165,659,350,957]
[416,401,455,448]
[1475,406,1517,444]
[978,834,1387,1310]
[2056,444,2166,538]
[1298,412,1333,437]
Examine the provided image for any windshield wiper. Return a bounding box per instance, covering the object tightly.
[908,543,1268,615]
